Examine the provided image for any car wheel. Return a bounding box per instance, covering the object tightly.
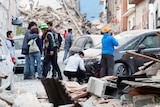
[114,63,128,76]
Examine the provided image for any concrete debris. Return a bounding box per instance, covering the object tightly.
[0,99,10,107]
[18,0,100,37]
[1,52,160,106]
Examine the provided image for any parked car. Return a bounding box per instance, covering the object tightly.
[69,34,103,56]
[0,35,14,90]
[79,30,160,77]
[14,35,44,73]
[14,35,25,73]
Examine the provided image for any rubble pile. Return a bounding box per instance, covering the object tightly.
[39,51,160,107]
[18,0,97,37]
[0,89,53,107]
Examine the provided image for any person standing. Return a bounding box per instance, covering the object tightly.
[46,21,63,79]
[40,23,63,80]
[63,28,73,61]
[64,51,86,83]
[100,27,119,77]
[29,28,43,79]
[63,30,67,39]
[22,21,39,80]
[5,31,16,63]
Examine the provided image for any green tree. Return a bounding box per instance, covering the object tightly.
[16,26,25,35]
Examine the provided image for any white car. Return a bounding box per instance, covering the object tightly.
[14,35,25,73]
[0,35,14,90]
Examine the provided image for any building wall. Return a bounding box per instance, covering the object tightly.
[0,0,9,38]
[9,0,18,31]
[135,0,149,29]
[0,0,17,38]
[127,12,135,30]
[152,0,160,28]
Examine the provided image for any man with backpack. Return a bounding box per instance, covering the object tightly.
[40,23,63,80]
[47,21,62,49]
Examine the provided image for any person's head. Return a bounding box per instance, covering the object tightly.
[28,21,37,30]
[47,21,53,30]
[30,28,39,34]
[79,51,84,58]
[103,27,112,34]
[6,31,14,38]
[39,23,48,34]
[68,29,72,33]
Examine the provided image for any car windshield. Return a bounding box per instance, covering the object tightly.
[14,38,23,50]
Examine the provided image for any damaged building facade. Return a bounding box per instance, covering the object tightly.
[0,0,18,38]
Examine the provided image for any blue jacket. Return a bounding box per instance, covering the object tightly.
[22,29,39,55]
[101,33,119,55]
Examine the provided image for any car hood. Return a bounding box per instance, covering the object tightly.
[83,48,101,58]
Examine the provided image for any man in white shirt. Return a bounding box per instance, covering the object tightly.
[63,51,86,83]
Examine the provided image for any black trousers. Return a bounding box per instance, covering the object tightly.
[42,52,62,79]
[100,54,114,77]
[64,69,85,82]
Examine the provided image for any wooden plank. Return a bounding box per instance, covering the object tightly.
[126,51,160,63]
[0,75,8,79]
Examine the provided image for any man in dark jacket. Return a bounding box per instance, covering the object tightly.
[22,21,39,79]
[40,23,63,80]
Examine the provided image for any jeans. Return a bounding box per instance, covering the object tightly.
[63,46,70,61]
[24,55,30,79]
[29,51,42,78]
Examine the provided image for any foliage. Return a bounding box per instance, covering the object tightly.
[16,26,25,35]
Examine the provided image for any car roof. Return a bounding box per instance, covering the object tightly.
[114,29,160,48]
[80,34,103,47]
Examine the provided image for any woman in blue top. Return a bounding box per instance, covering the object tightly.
[100,27,119,77]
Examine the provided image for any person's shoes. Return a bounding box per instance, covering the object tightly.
[37,76,45,80]
[58,76,63,80]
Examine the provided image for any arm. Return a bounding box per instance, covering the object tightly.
[25,30,39,41]
[63,58,69,65]
[47,34,56,55]
[112,37,119,46]
[79,59,86,71]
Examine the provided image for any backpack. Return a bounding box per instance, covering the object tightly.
[51,30,62,49]
[56,33,62,49]
[28,38,39,53]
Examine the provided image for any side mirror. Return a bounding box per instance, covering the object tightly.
[137,44,146,53]
[0,55,6,61]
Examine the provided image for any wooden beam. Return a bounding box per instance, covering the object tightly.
[126,51,160,63]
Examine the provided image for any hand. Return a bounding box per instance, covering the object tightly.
[50,51,54,55]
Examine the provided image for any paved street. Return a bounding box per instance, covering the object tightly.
[13,50,67,95]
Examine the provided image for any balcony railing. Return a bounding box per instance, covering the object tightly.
[129,0,144,4]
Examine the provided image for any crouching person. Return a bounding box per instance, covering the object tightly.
[63,51,86,83]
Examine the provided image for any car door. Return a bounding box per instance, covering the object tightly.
[123,33,160,73]
[119,37,143,74]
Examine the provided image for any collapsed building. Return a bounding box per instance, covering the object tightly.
[18,0,100,38]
